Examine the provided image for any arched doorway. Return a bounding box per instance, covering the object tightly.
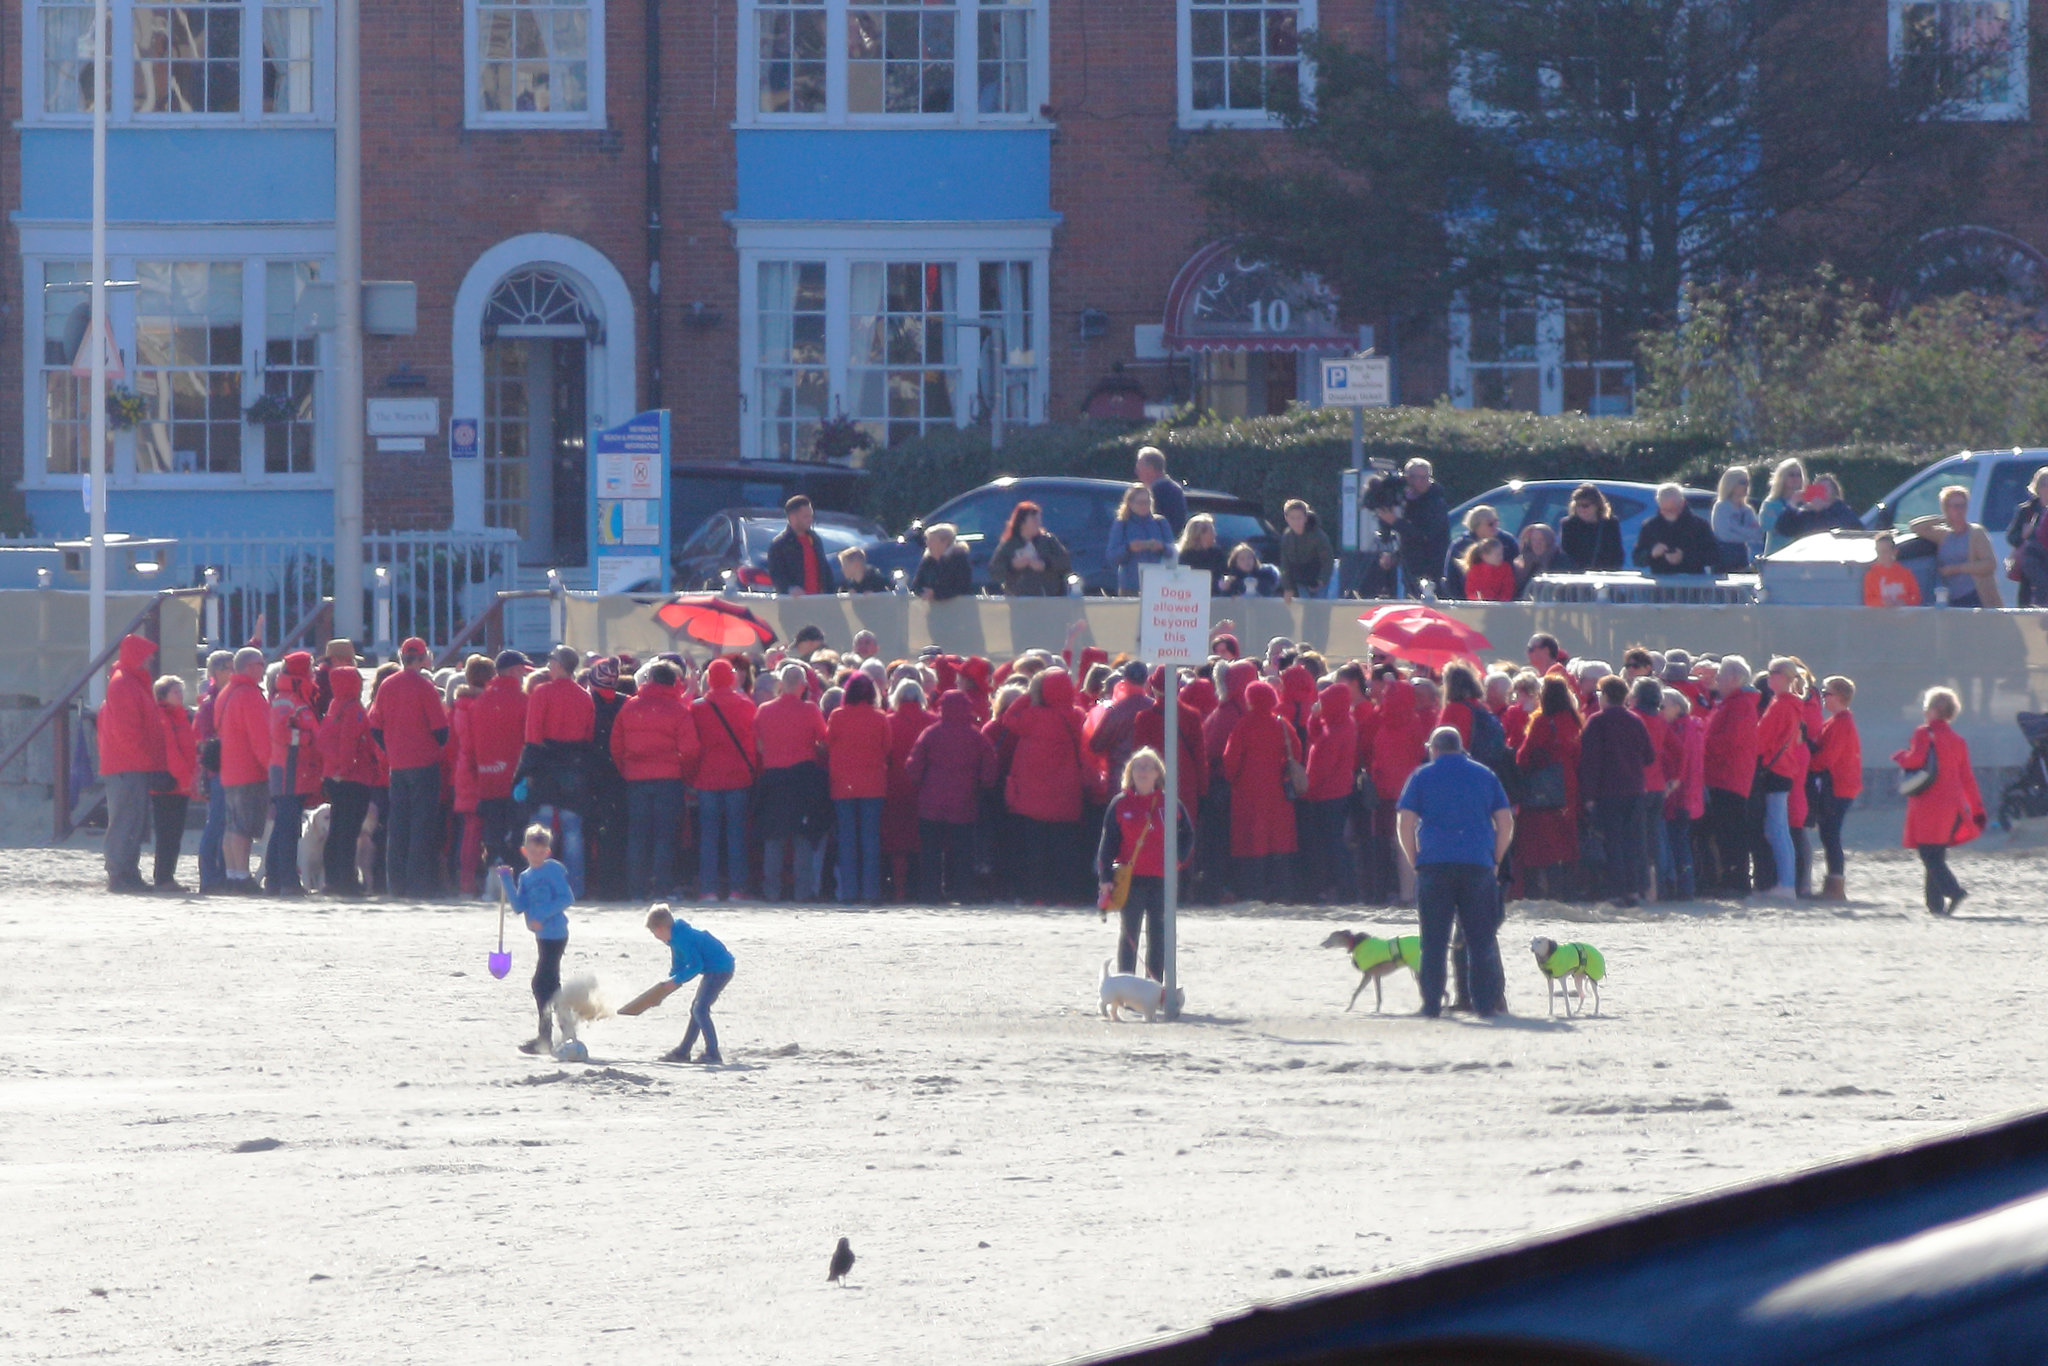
[481,268,600,566]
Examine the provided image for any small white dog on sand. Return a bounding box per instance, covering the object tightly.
[1099,960,1165,1022]
[298,802,381,894]
[548,974,611,1057]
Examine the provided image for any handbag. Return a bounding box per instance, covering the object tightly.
[1101,804,1153,914]
[199,735,223,773]
[1523,761,1568,811]
[1282,728,1309,800]
[1899,738,1940,797]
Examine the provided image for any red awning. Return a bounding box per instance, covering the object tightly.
[1161,240,1350,354]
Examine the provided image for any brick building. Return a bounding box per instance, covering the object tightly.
[3,0,2043,578]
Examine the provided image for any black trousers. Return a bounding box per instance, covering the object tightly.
[1416,862,1505,1016]
[1017,816,1078,905]
[919,819,976,902]
[1917,844,1963,913]
[1118,874,1166,979]
[533,936,567,1008]
[1592,796,1644,901]
[150,792,189,887]
[1705,788,1751,893]
[477,796,525,876]
[325,779,373,893]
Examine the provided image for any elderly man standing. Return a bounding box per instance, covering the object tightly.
[1633,483,1721,576]
[1395,458,1450,598]
[1396,726,1514,1018]
[1136,446,1189,536]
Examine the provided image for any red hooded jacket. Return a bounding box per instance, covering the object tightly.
[215,671,273,787]
[908,691,999,824]
[1132,692,1207,815]
[1368,679,1433,803]
[525,674,595,745]
[691,659,758,792]
[1703,686,1761,796]
[610,679,701,783]
[268,661,322,800]
[1003,670,1087,823]
[1200,660,1258,785]
[318,667,383,787]
[1223,681,1298,857]
[883,698,937,850]
[97,634,167,776]
[826,697,892,800]
[1304,683,1358,802]
[468,673,528,801]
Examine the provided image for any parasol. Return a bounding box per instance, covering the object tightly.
[655,596,779,650]
[1359,607,1493,669]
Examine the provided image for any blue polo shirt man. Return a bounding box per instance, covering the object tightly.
[1396,726,1514,1017]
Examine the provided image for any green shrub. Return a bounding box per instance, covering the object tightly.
[862,403,1731,531]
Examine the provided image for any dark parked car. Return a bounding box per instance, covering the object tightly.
[672,508,902,592]
[670,463,870,556]
[1450,479,1716,558]
[902,476,1279,595]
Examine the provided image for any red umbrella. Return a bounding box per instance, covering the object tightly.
[1360,609,1493,669]
[655,596,779,650]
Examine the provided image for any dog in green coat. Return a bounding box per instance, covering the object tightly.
[1321,930,1423,1013]
[1531,937,1606,1017]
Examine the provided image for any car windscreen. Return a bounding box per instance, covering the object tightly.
[1205,509,1274,548]
[1893,459,1979,526]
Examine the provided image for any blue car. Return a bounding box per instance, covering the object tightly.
[1450,480,1717,558]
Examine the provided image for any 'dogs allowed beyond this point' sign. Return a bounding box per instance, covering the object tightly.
[1138,565,1212,664]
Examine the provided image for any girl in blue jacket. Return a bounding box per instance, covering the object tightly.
[499,824,573,1054]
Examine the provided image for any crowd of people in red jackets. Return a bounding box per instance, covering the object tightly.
[92,617,1984,923]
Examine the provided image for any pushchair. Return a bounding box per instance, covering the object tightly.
[1997,713,2048,829]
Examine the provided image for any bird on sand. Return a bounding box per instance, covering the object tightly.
[828,1237,855,1284]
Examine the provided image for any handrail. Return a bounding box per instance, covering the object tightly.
[0,590,170,780]
[278,598,335,654]
[433,596,507,671]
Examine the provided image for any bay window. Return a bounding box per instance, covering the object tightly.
[23,249,331,486]
[740,0,1044,124]
[29,0,328,120]
[1890,0,2028,120]
[1177,0,1316,128]
[738,237,1049,460]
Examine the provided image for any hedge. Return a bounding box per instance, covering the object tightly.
[861,406,1955,533]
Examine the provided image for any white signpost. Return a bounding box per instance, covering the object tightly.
[1138,565,1211,1020]
[1322,353,1393,563]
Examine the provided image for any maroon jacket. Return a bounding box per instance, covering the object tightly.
[1577,704,1655,803]
[907,691,999,824]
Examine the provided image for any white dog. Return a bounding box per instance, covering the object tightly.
[298,801,382,894]
[1099,959,1165,1023]
[549,974,611,1054]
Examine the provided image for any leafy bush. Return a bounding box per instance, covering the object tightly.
[862,404,1731,532]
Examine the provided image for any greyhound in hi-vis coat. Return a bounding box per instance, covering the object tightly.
[1321,930,1424,1013]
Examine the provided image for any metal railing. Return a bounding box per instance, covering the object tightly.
[168,529,519,653]
[0,586,206,843]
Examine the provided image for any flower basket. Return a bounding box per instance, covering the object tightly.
[105,386,146,432]
[244,391,300,425]
[811,413,874,464]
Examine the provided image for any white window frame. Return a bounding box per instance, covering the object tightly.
[1888,0,2029,122]
[1176,0,1316,130]
[463,0,607,130]
[22,0,334,125]
[1448,292,1636,417]
[733,224,1052,461]
[18,227,335,490]
[733,0,1048,127]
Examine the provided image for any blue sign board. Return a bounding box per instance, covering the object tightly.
[448,416,479,460]
[589,410,671,593]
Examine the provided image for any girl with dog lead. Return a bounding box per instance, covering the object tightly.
[1095,748,1194,983]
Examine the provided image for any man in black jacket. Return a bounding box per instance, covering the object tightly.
[1633,484,1722,576]
[767,495,836,596]
[1395,458,1450,598]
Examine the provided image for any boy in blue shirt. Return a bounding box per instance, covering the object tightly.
[618,904,736,1064]
[497,824,573,1055]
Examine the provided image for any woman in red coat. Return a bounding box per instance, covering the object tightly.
[1367,675,1433,904]
[1893,686,1985,916]
[1301,682,1358,902]
[1514,677,1583,898]
[1223,681,1298,899]
[882,683,937,900]
[1003,668,1088,904]
[153,676,198,891]
[827,674,893,905]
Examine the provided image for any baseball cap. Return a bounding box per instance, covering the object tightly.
[400,636,430,658]
[493,649,533,671]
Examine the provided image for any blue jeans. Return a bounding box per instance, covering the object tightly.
[1762,789,1795,893]
[386,763,442,898]
[625,780,684,899]
[680,970,732,1061]
[1659,814,1695,899]
[198,775,228,891]
[536,805,585,898]
[835,796,884,904]
[1415,862,1505,1015]
[763,835,827,901]
[697,788,749,898]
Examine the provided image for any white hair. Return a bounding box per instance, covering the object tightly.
[1719,654,1752,684]
[892,679,925,708]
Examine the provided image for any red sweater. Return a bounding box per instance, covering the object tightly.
[755,693,828,770]
[368,668,448,771]
[825,702,892,800]
[610,681,701,782]
[1464,558,1517,601]
[524,675,595,745]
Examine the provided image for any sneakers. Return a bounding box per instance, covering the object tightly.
[660,1045,693,1063]
[518,1037,549,1055]
[698,1053,724,1066]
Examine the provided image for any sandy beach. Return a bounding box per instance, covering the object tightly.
[4,838,2047,1365]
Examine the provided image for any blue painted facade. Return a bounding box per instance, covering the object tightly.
[733,129,1054,223]
[20,488,336,543]
[19,130,336,224]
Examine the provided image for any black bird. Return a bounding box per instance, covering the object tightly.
[828,1237,855,1284]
